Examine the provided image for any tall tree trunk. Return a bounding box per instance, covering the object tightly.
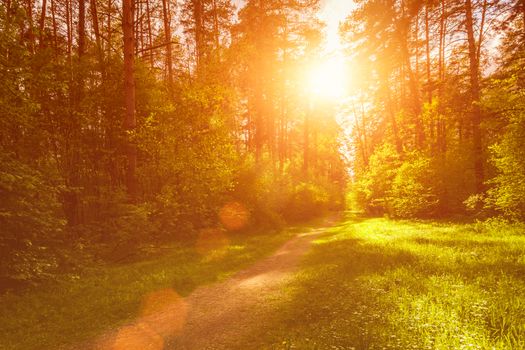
[212,0,220,52]
[192,0,204,71]
[425,2,432,104]
[38,0,47,48]
[78,0,85,56]
[303,102,310,176]
[65,0,72,61]
[464,0,484,192]
[106,0,112,58]
[145,0,153,68]
[400,35,424,148]
[123,0,137,198]
[161,0,174,90]
[51,0,57,55]
[25,0,36,53]
[90,0,105,74]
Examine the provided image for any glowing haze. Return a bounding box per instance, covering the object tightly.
[233,0,355,54]
[317,0,355,54]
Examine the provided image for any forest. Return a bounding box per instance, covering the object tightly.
[0,0,524,348]
[1,0,347,285]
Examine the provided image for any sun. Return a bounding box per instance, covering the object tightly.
[307,56,348,99]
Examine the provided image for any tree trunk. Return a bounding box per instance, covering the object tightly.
[145,0,153,68]
[161,0,174,90]
[51,0,57,54]
[78,0,86,56]
[303,103,310,176]
[425,3,432,104]
[123,0,137,198]
[192,0,204,71]
[38,0,47,48]
[89,0,105,74]
[464,0,484,192]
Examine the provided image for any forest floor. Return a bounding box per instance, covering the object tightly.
[82,216,339,350]
[0,216,333,350]
[2,214,524,349]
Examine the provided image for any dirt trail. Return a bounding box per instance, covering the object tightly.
[82,218,336,350]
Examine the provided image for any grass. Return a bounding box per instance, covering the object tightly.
[248,215,525,350]
[3,216,524,350]
[0,224,303,350]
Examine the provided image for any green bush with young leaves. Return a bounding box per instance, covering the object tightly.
[390,155,438,218]
[484,76,525,219]
[284,182,330,221]
[351,143,400,214]
[0,153,65,283]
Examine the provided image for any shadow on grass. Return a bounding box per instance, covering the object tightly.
[245,218,525,350]
[0,226,299,350]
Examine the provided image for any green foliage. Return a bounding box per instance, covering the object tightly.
[351,143,400,214]
[484,76,525,219]
[230,159,286,228]
[71,190,155,244]
[390,155,438,218]
[0,152,65,282]
[137,79,239,235]
[284,182,330,221]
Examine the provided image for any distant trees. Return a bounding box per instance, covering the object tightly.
[344,0,525,219]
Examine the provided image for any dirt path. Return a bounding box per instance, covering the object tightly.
[166,226,326,349]
[83,219,336,350]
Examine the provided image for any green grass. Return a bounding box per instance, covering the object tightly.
[250,215,525,350]
[0,225,301,350]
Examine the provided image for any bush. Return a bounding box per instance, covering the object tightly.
[231,159,286,229]
[483,75,525,219]
[0,153,65,284]
[350,143,400,214]
[284,182,330,221]
[390,156,438,218]
[485,114,525,219]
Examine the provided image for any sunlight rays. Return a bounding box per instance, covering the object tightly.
[307,56,349,100]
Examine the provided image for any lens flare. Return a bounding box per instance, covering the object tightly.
[219,202,249,231]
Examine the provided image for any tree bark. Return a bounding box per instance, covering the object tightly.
[464,0,484,192]
[161,0,174,90]
[123,0,137,198]
[192,0,204,71]
[78,0,86,56]
[38,0,47,48]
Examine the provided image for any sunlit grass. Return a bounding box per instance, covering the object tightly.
[0,227,298,350]
[253,216,525,349]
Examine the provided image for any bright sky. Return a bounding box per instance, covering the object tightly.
[316,0,355,54]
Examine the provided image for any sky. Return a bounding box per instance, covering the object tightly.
[316,0,355,53]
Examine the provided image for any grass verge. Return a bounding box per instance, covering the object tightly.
[252,215,525,350]
[0,225,302,350]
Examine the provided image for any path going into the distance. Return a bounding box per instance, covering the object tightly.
[81,217,338,350]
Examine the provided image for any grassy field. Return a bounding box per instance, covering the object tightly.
[0,225,299,350]
[252,215,525,350]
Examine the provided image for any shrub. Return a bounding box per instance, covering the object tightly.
[350,143,401,214]
[284,182,330,221]
[0,153,65,284]
[390,155,438,218]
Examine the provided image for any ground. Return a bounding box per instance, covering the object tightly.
[2,215,525,349]
[82,224,331,350]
